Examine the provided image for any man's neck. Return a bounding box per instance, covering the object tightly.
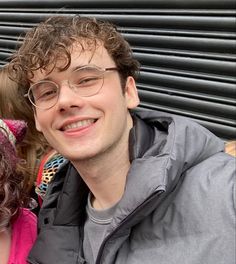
[74,147,130,210]
[72,128,132,210]
[71,113,134,210]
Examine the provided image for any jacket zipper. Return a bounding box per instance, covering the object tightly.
[95,189,164,264]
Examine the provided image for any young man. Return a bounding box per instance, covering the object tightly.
[9,16,235,264]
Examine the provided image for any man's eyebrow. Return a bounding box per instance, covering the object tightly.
[71,64,90,72]
[30,64,94,84]
[30,77,52,84]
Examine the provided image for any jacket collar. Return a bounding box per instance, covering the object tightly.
[47,109,224,227]
[51,113,169,226]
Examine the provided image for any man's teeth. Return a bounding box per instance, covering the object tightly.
[64,119,95,130]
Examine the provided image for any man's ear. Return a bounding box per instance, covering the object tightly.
[125,76,140,109]
[34,112,42,132]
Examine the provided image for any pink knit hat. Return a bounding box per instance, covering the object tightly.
[0,119,27,150]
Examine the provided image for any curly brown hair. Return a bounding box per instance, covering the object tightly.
[0,135,29,232]
[9,15,140,96]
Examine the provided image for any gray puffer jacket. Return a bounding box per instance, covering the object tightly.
[28,109,235,264]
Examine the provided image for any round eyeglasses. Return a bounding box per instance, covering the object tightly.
[24,65,118,110]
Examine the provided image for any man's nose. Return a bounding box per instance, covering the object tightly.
[56,80,86,111]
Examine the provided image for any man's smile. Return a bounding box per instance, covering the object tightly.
[61,118,97,131]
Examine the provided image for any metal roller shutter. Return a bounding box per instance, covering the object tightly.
[0,0,235,139]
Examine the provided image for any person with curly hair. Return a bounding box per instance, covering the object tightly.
[8,15,235,264]
[0,119,37,264]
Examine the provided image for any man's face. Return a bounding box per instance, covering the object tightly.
[32,43,140,163]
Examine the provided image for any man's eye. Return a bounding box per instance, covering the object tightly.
[42,89,56,97]
[36,88,57,100]
[76,76,100,86]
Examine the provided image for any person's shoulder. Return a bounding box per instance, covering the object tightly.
[180,151,235,219]
[10,208,37,262]
[19,208,37,223]
[185,151,235,197]
[14,208,37,235]
[11,208,37,253]
[190,151,235,177]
